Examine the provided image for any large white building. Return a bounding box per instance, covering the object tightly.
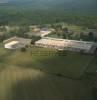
[35,37,94,53]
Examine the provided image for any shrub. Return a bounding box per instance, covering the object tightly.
[20,47,26,52]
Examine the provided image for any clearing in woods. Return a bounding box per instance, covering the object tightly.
[0,47,94,100]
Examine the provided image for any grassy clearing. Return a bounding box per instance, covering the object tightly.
[86,56,97,74]
[0,66,44,100]
[0,66,93,100]
[0,46,95,100]
[0,47,93,78]
[63,23,83,31]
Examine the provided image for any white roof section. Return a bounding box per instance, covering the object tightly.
[25,28,53,37]
[36,38,65,47]
[40,30,52,37]
[63,39,93,50]
[4,41,19,49]
[35,37,94,51]
[3,36,31,49]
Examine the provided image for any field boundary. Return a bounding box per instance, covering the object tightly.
[80,56,95,78]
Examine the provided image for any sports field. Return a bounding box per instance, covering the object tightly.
[0,46,94,100]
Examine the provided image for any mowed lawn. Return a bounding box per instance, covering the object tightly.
[0,47,94,100]
[0,66,93,100]
[0,47,93,78]
[86,56,97,74]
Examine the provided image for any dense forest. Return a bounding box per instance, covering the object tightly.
[0,0,97,29]
[0,7,97,29]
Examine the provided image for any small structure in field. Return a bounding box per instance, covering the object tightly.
[3,36,31,49]
[35,37,95,53]
[25,28,54,37]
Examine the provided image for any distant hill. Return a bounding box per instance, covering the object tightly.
[7,0,97,12]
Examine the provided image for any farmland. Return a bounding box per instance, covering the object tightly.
[0,45,95,100]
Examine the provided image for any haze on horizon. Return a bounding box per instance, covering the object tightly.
[0,0,97,12]
[0,0,9,3]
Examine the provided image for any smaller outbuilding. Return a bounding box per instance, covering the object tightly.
[3,36,31,49]
[25,28,54,37]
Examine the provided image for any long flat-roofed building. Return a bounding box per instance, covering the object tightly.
[35,37,65,50]
[35,37,94,53]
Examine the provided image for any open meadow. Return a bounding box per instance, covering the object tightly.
[0,46,95,100]
[0,47,94,78]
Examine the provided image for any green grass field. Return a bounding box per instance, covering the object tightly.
[0,46,95,100]
[0,66,93,100]
[85,56,97,74]
[0,47,93,78]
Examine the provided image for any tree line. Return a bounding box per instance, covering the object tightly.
[0,9,97,29]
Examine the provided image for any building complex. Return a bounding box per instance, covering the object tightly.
[35,37,95,53]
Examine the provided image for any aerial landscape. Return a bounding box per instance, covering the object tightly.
[0,0,97,100]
